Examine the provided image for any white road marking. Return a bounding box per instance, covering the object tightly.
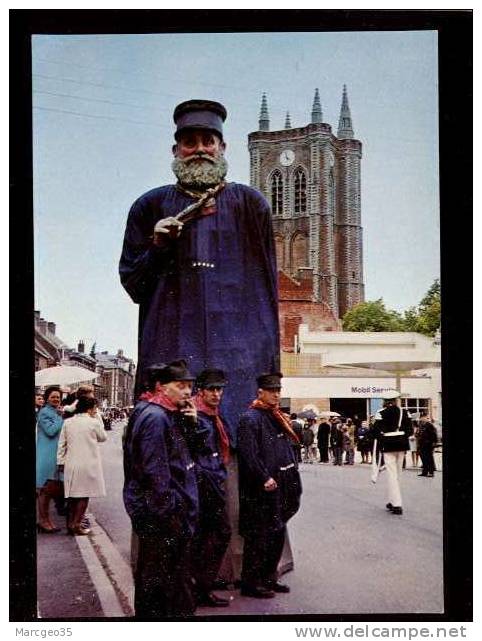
[88,513,135,614]
[73,516,127,618]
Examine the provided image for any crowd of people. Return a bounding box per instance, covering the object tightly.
[290,411,439,471]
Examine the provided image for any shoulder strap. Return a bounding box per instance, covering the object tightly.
[398,406,403,428]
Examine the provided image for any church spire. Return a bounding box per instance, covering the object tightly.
[311,87,323,123]
[337,84,354,139]
[284,111,291,129]
[259,93,270,131]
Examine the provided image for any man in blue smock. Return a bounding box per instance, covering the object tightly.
[192,368,232,607]
[119,99,280,441]
[237,373,302,599]
[123,360,200,618]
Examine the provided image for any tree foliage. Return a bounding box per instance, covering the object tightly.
[341,280,441,336]
[342,299,405,332]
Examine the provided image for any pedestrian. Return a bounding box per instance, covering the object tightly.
[191,368,232,608]
[56,396,107,535]
[60,384,104,527]
[417,413,438,477]
[409,421,420,467]
[343,418,356,465]
[123,360,200,618]
[35,392,44,416]
[301,422,315,463]
[307,418,319,461]
[316,418,331,463]
[331,419,344,466]
[356,420,371,464]
[237,372,302,598]
[290,413,304,463]
[372,391,413,515]
[119,99,280,434]
[36,386,64,533]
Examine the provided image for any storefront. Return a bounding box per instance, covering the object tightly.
[282,373,437,420]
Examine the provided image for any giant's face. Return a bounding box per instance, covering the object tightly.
[174,130,225,159]
[162,380,193,406]
[171,129,228,188]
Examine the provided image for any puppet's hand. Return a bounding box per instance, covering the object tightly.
[153,217,183,244]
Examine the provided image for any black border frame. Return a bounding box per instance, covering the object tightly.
[10,9,473,623]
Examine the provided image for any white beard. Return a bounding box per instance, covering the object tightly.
[172,155,228,189]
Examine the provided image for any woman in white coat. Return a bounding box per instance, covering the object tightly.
[57,396,107,535]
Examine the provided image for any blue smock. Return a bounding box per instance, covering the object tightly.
[119,182,280,442]
[123,401,199,536]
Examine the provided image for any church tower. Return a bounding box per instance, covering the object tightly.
[248,87,365,349]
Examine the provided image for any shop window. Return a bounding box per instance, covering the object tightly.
[401,398,430,417]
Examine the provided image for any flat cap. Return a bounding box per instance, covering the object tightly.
[196,368,227,389]
[147,359,195,385]
[173,99,227,140]
[256,372,283,390]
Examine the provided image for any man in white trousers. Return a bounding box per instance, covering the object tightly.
[373,391,413,515]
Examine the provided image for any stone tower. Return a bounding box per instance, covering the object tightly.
[248,87,365,331]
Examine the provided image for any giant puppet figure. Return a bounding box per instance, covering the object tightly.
[119,100,280,438]
[119,100,285,582]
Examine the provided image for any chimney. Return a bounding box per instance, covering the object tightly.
[78,341,85,354]
[47,322,56,335]
[38,319,48,335]
[117,349,124,358]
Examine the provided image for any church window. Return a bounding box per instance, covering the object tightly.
[294,168,307,215]
[271,171,283,216]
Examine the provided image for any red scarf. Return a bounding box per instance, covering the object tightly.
[194,393,230,464]
[140,389,179,412]
[250,399,300,444]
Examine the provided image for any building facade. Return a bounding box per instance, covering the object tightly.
[95,349,136,408]
[248,87,365,346]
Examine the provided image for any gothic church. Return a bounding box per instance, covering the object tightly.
[248,87,365,351]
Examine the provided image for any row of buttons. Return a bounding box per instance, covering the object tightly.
[191,261,215,268]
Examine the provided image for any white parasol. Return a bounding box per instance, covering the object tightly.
[318,411,341,418]
[322,355,441,393]
[35,365,99,387]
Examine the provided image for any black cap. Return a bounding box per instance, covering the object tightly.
[196,368,227,389]
[256,372,283,390]
[147,359,195,386]
[173,99,227,141]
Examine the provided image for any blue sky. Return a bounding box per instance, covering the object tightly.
[32,31,439,361]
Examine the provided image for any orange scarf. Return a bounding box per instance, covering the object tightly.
[194,394,230,464]
[141,389,179,412]
[250,399,300,444]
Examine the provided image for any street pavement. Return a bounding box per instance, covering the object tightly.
[37,423,443,618]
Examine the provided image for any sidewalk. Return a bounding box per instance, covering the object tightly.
[37,512,133,619]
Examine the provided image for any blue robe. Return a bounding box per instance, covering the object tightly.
[119,182,280,442]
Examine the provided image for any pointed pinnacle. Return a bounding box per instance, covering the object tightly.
[284,111,292,129]
[337,84,354,139]
[311,87,323,123]
[259,92,270,131]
